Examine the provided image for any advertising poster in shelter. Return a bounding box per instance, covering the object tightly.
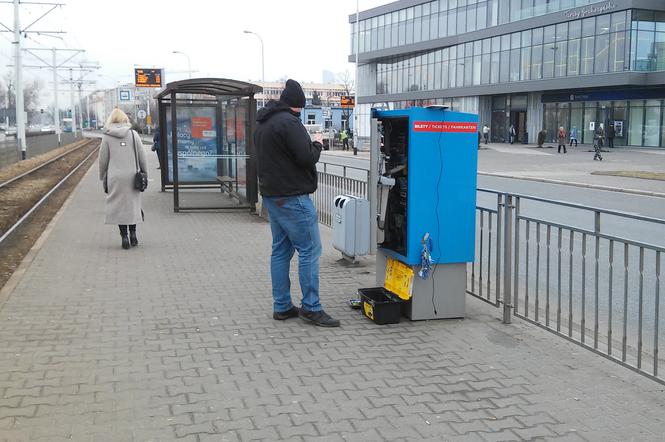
[165,106,218,182]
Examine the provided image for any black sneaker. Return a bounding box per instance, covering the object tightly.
[129,231,138,247]
[273,306,299,320]
[121,235,130,250]
[299,309,340,327]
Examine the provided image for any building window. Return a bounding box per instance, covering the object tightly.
[531,45,542,79]
[580,36,595,75]
[628,100,644,146]
[567,38,580,75]
[555,41,567,77]
[366,9,663,99]
[644,100,662,146]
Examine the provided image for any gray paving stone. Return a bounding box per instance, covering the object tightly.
[174,421,216,438]
[0,154,663,441]
[477,429,522,442]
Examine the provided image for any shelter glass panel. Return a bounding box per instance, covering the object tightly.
[165,104,219,183]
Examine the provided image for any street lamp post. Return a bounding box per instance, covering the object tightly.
[172,51,192,79]
[243,30,264,83]
[243,30,265,106]
[353,0,359,155]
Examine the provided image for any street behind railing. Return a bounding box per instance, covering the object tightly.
[314,161,665,385]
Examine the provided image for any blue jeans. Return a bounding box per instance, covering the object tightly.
[263,195,322,313]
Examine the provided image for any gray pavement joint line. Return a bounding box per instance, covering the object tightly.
[0,153,97,311]
[478,171,665,199]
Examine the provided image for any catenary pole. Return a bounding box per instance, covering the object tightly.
[69,68,77,136]
[14,0,26,159]
[52,48,61,145]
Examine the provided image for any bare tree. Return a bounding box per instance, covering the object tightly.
[1,74,14,125]
[1,73,44,123]
[337,70,354,131]
[311,90,321,106]
[23,78,43,112]
[337,70,354,95]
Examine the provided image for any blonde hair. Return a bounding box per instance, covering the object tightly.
[106,108,130,126]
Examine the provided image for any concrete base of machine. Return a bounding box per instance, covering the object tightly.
[376,250,466,321]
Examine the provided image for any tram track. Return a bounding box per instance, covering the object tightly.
[0,138,100,290]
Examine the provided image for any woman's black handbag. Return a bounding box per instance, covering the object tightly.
[131,131,148,192]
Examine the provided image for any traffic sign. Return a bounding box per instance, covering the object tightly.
[137,110,147,119]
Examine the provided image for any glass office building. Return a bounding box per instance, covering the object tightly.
[350,0,665,147]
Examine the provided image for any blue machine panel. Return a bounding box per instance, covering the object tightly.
[373,107,478,266]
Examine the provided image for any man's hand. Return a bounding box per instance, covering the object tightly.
[312,141,323,151]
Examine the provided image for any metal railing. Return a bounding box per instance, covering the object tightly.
[313,167,665,385]
[469,188,665,385]
[313,162,369,227]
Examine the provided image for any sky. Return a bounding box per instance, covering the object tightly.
[0,0,390,106]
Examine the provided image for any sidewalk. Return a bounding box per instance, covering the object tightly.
[0,151,664,441]
[477,143,665,195]
[323,143,665,196]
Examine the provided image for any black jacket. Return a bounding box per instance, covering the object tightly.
[254,100,321,196]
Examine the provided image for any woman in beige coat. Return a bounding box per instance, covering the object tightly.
[98,108,147,249]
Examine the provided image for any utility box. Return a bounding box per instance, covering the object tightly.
[332,195,370,260]
[370,106,479,320]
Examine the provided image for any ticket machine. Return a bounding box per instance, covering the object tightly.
[370,107,479,320]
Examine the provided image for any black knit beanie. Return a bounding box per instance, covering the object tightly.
[279,79,306,108]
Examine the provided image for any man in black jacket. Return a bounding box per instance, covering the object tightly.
[254,79,340,327]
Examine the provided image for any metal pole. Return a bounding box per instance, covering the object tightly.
[502,194,514,324]
[243,31,265,105]
[171,92,179,212]
[4,80,8,128]
[172,51,192,79]
[146,96,151,135]
[52,48,60,145]
[353,0,359,155]
[77,82,83,132]
[69,68,77,137]
[14,0,27,159]
[369,117,378,255]
[259,36,264,83]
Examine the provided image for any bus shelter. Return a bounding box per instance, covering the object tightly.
[155,78,262,212]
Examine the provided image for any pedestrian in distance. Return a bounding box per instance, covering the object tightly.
[593,127,604,161]
[482,124,490,144]
[98,108,147,250]
[254,79,340,327]
[569,125,578,147]
[340,129,349,151]
[607,123,615,149]
[537,129,546,148]
[152,125,162,170]
[509,124,516,144]
[557,126,567,153]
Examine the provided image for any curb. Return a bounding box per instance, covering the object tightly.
[0,164,94,310]
[478,171,665,199]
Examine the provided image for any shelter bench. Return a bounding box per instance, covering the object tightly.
[216,175,234,194]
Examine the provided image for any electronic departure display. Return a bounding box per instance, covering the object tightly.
[134,68,162,88]
[341,95,355,108]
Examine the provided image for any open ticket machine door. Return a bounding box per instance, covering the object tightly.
[365,107,479,321]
